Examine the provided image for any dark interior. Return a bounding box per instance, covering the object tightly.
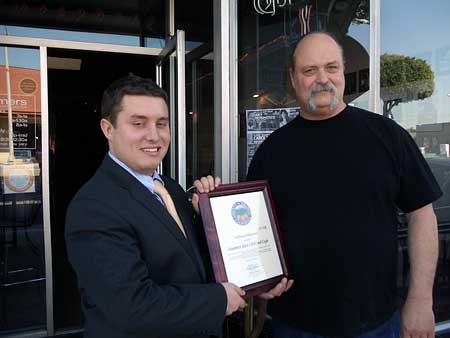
[47,48,156,329]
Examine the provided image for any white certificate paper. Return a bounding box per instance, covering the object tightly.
[210,191,283,287]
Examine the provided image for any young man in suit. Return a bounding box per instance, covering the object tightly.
[65,74,263,338]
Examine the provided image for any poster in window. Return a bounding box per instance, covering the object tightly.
[246,107,299,170]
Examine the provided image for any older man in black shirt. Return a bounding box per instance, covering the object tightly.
[248,32,441,338]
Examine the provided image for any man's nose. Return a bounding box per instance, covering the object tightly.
[145,124,160,141]
[316,68,328,84]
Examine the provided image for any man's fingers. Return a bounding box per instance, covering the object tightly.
[206,175,215,189]
[259,292,274,300]
[193,176,222,194]
[232,284,246,297]
[192,193,200,213]
[193,179,204,193]
[239,298,247,309]
[286,279,294,291]
[200,176,210,191]
[272,277,289,296]
[222,282,247,315]
[258,278,294,300]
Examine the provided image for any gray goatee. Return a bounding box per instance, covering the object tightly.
[307,83,339,112]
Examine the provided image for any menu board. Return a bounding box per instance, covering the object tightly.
[0,94,37,149]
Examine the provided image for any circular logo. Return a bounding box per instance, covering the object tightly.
[19,78,37,94]
[4,168,35,193]
[231,201,252,225]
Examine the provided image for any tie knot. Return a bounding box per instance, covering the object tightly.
[153,179,169,196]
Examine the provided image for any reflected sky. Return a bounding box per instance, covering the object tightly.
[0,47,40,69]
[381,0,450,129]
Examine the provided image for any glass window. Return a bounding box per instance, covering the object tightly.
[0,45,46,333]
[237,0,370,181]
[186,55,214,186]
[381,0,450,323]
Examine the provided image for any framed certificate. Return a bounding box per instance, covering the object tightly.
[198,180,289,297]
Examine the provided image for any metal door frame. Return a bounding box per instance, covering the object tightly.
[156,30,186,189]
[0,34,162,338]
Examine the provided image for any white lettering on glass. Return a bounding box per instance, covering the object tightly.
[254,0,292,16]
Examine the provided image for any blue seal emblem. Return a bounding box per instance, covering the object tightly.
[231,201,252,225]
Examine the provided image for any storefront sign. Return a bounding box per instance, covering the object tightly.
[254,0,292,16]
[0,94,37,149]
[246,107,299,170]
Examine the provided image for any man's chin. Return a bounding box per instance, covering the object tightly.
[308,100,332,112]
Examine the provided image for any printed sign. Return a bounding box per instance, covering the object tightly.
[246,107,299,170]
[0,94,37,149]
[1,163,40,194]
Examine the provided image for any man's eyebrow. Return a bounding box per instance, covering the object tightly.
[300,60,340,69]
[157,117,170,122]
[129,114,147,120]
[300,64,318,70]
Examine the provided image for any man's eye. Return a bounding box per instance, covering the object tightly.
[157,122,168,128]
[327,65,339,72]
[132,122,143,126]
[303,68,315,76]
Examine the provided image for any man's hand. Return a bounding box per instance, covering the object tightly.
[221,282,247,315]
[401,296,435,338]
[259,277,294,300]
[192,175,221,214]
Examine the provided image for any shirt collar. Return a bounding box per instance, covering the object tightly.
[108,152,164,193]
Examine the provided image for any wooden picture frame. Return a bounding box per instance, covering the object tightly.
[198,180,289,297]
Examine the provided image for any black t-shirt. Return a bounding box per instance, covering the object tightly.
[247,106,442,338]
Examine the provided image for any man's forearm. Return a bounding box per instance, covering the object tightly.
[406,203,438,301]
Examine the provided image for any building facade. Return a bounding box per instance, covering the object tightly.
[0,0,449,337]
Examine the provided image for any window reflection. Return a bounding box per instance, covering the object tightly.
[381,0,450,323]
[0,45,46,333]
[1,25,140,47]
[238,0,370,180]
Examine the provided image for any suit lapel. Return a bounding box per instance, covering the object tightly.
[164,181,207,281]
[101,156,205,280]
[129,180,198,260]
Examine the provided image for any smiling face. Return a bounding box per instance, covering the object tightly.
[290,33,346,120]
[101,95,170,175]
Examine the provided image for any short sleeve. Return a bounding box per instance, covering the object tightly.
[396,127,442,213]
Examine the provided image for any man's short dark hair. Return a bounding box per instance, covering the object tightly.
[101,73,168,126]
[290,31,345,69]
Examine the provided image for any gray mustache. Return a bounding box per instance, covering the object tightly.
[310,83,337,95]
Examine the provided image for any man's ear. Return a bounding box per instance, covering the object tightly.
[289,67,297,91]
[100,118,114,140]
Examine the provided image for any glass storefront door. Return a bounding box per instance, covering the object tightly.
[46,47,157,332]
[157,32,216,190]
[186,42,214,188]
[156,30,187,188]
[0,45,46,334]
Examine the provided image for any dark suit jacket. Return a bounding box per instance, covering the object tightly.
[65,155,227,338]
